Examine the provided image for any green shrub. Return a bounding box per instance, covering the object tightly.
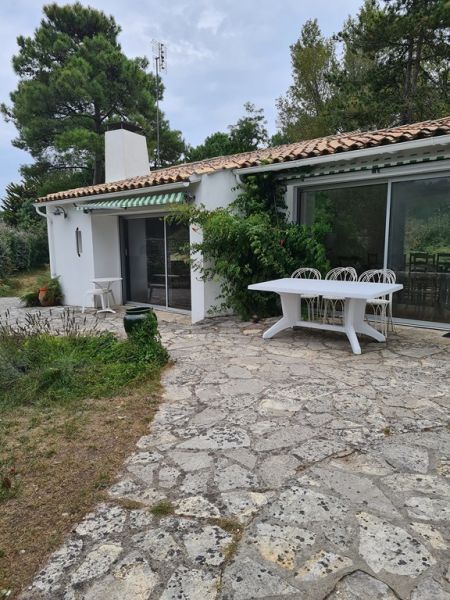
[171,173,330,319]
[128,312,169,365]
[0,223,48,278]
[0,309,168,408]
[20,290,41,307]
[0,281,14,297]
[37,275,63,305]
[20,276,63,307]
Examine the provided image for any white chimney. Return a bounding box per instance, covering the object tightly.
[105,123,150,183]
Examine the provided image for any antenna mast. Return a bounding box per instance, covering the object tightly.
[152,40,167,168]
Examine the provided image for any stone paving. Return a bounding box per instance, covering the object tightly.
[2,299,449,599]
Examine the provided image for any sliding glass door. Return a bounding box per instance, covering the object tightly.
[124,216,191,311]
[388,176,450,323]
[300,183,387,272]
[166,221,191,310]
[298,175,450,325]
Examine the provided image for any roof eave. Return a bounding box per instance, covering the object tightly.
[233,134,450,177]
[36,178,197,206]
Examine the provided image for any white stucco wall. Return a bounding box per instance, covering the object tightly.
[47,207,95,307]
[105,129,150,183]
[91,214,123,304]
[190,170,239,323]
[45,169,239,320]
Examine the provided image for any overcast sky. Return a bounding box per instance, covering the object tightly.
[0,0,363,197]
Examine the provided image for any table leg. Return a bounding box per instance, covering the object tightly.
[344,298,386,354]
[100,290,107,311]
[95,283,117,314]
[356,319,386,342]
[263,293,299,339]
[343,299,362,355]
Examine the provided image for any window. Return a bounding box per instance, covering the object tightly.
[300,183,388,272]
[297,175,450,325]
[388,176,450,323]
[124,217,191,310]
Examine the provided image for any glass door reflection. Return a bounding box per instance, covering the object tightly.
[125,216,191,311]
[167,221,191,310]
[388,176,450,323]
[146,218,167,306]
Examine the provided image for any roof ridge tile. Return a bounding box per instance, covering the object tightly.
[39,115,450,202]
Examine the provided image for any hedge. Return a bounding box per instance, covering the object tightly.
[0,223,48,278]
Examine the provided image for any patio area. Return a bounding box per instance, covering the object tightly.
[3,298,449,600]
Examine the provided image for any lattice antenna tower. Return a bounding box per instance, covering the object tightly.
[152,40,167,167]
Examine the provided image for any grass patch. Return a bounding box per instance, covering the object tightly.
[0,267,49,299]
[214,517,244,594]
[211,517,243,560]
[0,310,168,597]
[149,500,175,517]
[0,460,20,502]
[0,310,168,408]
[0,392,161,598]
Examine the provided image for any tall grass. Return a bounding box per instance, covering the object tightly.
[0,309,168,408]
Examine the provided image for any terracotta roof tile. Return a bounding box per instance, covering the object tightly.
[40,116,450,202]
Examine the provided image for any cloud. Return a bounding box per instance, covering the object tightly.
[0,0,364,196]
[197,7,225,35]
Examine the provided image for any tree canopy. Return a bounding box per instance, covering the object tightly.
[186,103,268,162]
[1,2,185,186]
[276,19,337,142]
[277,0,450,142]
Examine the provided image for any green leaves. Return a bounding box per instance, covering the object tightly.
[186,103,268,162]
[0,309,168,408]
[2,2,185,185]
[277,1,450,140]
[276,19,338,142]
[171,174,329,320]
[336,0,450,126]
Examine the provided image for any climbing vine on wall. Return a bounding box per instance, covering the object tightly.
[172,172,330,320]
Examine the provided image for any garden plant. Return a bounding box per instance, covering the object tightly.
[172,172,330,320]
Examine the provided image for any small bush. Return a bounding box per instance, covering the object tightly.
[0,281,14,297]
[20,276,63,307]
[0,223,48,279]
[0,309,168,408]
[128,312,168,365]
[20,290,41,307]
[171,173,330,320]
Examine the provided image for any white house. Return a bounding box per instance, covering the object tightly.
[36,117,450,329]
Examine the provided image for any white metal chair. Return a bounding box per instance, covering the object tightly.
[358,269,396,336]
[81,285,114,314]
[291,267,322,321]
[322,266,358,323]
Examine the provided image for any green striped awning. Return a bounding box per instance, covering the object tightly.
[77,192,188,211]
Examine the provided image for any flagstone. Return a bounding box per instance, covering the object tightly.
[357,512,435,576]
[11,304,448,600]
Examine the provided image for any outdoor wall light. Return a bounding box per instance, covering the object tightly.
[52,206,67,217]
[75,227,83,257]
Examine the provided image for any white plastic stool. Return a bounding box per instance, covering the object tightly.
[81,286,114,314]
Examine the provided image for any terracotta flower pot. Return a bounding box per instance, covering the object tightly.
[38,286,52,307]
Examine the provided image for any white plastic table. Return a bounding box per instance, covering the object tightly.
[91,277,122,314]
[248,278,403,355]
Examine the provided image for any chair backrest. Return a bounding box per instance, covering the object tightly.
[358,269,396,284]
[325,267,357,281]
[291,267,322,280]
